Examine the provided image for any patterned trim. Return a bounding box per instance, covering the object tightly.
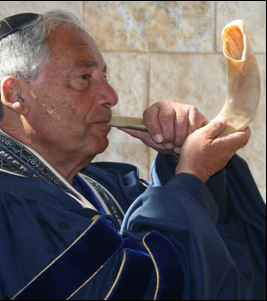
[81,174,124,227]
[0,131,80,200]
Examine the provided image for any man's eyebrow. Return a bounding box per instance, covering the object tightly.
[71,60,98,71]
[70,60,107,73]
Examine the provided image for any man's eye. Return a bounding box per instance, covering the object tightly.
[80,74,91,80]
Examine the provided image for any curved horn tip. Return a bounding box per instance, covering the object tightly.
[222,20,245,34]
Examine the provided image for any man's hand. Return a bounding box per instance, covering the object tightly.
[120,100,208,158]
[176,117,251,182]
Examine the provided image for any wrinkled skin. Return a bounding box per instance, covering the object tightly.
[1,25,118,183]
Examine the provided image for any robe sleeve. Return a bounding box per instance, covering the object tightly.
[121,154,266,300]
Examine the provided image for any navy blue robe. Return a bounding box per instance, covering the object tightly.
[0,154,266,300]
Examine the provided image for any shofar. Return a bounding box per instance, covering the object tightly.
[109,116,147,131]
[212,19,261,134]
[109,20,261,134]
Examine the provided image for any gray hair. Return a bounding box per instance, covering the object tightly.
[0,9,87,120]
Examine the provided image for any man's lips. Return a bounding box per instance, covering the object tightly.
[92,117,112,130]
[92,115,112,125]
[94,120,111,125]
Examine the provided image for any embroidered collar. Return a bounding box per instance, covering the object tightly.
[0,130,86,202]
[0,130,124,228]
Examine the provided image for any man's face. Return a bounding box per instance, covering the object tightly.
[23,25,118,158]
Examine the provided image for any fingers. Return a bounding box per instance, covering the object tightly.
[143,101,208,152]
[201,116,250,152]
[118,128,176,156]
[143,102,176,149]
[158,105,176,149]
[217,125,251,151]
[119,128,151,142]
[202,116,227,138]
[243,126,251,143]
[200,117,250,157]
[188,106,209,135]
[175,117,251,182]
[169,118,185,153]
[143,105,164,144]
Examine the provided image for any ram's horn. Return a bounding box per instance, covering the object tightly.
[110,20,260,134]
[109,116,147,131]
[212,19,261,134]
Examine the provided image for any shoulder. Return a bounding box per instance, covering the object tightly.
[0,171,80,209]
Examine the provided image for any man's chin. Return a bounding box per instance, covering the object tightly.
[93,137,109,155]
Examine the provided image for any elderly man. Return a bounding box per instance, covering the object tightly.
[0,10,265,300]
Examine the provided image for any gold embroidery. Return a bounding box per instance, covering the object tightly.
[104,250,126,300]
[11,215,101,300]
[143,233,160,300]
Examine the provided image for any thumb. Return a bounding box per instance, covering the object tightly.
[202,116,227,138]
[118,128,150,141]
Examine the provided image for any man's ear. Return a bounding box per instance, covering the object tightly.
[1,76,30,115]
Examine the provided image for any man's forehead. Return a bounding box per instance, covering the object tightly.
[46,25,105,69]
[49,26,100,54]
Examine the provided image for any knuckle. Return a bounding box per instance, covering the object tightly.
[159,113,173,123]
[189,123,198,132]
[175,118,186,132]
[213,119,224,130]
[143,108,156,121]
[162,99,173,105]
[232,132,250,149]
[189,105,199,113]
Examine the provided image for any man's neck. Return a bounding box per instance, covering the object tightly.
[0,127,95,185]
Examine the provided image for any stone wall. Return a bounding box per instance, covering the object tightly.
[1,1,266,201]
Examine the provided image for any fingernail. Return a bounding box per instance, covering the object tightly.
[164,143,174,150]
[153,134,163,143]
[217,116,227,123]
[174,147,181,154]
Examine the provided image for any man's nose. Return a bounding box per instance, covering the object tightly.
[94,80,119,108]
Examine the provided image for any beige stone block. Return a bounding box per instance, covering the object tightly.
[93,52,150,180]
[149,52,266,199]
[216,1,266,53]
[84,1,214,52]
[0,1,83,19]
[149,53,227,120]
